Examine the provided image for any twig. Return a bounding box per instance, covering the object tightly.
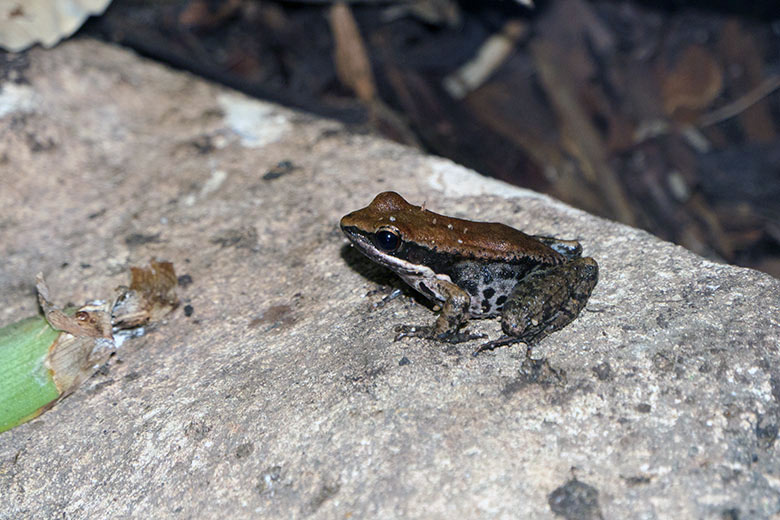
[443,20,528,99]
[699,75,780,128]
[532,40,637,226]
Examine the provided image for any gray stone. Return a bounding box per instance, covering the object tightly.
[1,40,779,519]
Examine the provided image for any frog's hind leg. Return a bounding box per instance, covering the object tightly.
[474,256,598,355]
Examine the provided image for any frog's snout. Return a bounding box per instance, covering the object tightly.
[339,211,360,233]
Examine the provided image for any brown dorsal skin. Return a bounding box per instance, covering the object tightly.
[340,192,564,265]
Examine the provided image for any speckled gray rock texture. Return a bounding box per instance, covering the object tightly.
[1,40,779,520]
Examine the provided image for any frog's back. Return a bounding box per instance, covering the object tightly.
[348,191,565,266]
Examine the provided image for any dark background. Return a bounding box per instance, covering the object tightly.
[81,0,780,277]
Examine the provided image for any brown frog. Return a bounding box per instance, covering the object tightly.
[340,192,598,355]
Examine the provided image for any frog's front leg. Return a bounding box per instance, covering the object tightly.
[396,278,485,343]
[474,256,598,355]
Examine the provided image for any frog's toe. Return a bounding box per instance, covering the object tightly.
[437,330,486,344]
[394,324,432,341]
[472,335,527,356]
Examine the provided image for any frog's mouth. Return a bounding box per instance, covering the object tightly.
[341,224,433,279]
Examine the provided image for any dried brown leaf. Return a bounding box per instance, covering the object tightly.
[112,260,179,329]
[36,274,115,395]
[329,2,376,103]
[662,45,723,116]
[36,274,112,339]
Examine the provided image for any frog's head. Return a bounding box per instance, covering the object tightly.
[340,192,427,276]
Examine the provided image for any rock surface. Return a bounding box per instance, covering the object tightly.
[1,40,779,519]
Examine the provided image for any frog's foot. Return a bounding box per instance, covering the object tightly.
[395,324,485,344]
[372,288,404,309]
[472,335,531,356]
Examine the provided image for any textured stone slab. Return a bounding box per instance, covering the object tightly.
[1,40,779,519]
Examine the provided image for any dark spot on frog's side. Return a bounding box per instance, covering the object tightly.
[481,299,492,313]
[483,287,496,300]
[459,278,479,295]
[496,295,507,306]
[498,265,518,280]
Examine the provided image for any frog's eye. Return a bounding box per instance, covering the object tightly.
[375,228,401,252]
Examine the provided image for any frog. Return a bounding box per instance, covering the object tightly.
[340,192,599,355]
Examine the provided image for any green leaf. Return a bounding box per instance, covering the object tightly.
[0,315,61,433]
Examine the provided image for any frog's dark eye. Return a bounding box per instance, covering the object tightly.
[375,229,401,252]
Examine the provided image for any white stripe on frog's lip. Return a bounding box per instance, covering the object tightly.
[345,228,453,285]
